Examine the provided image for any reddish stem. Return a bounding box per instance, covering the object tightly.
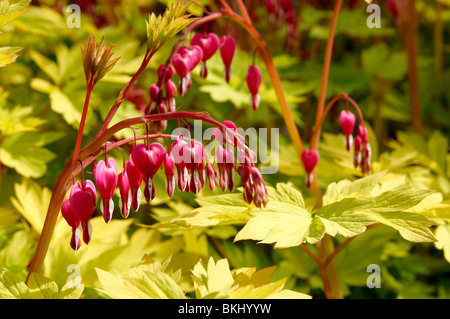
[71,84,93,166]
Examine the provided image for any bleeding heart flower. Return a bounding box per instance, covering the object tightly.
[353,135,362,168]
[190,32,220,78]
[215,145,235,192]
[117,168,131,218]
[213,120,238,147]
[157,63,174,84]
[164,153,176,197]
[131,142,166,202]
[94,158,118,223]
[61,199,81,251]
[250,166,269,208]
[246,65,262,111]
[149,83,160,108]
[171,136,191,192]
[301,149,319,188]
[238,164,253,204]
[220,35,236,83]
[205,162,217,192]
[125,156,143,212]
[188,45,204,71]
[339,110,356,151]
[187,140,205,194]
[69,180,97,244]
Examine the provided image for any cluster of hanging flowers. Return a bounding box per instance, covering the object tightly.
[301,106,372,188]
[143,29,263,119]
[61,119,268,251]
[61,23,270,251]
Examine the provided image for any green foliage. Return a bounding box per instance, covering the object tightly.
[96,255,310,299]
[0,267,83,299]
[0,0,30,68]
[146,0,197,53]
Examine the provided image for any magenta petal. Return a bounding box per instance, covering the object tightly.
[246,65,262,96]
[190,32,220,61]
[94,159,118,199]
[301,150,320,175]
[126,157,143,189]
[339,110,356,136]
[172,53,190,78]
[61,199,80,228]
[81,220,92,244]
[131,143,166,178]
[101,198,114,223]
[70,183,96,222]
[119,190,132,218]
[131,187,142,212]
[220,35,236,67]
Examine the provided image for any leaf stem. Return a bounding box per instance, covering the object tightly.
[299,244,320,264]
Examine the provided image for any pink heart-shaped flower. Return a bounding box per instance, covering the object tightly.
[301,149,319,174]
[70,180,97,222]
[172,52,191,78]
[339,110,356,136]
[131,143,166,178]
[190,33,220,61]
[94,158,118,199]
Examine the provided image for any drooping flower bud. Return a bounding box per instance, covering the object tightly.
[131,142,166,202]
[339,110,356,151]
[94,158,118,223]
[127,87,147,114]
[117,168,131,218]
[161,79,176,113]
[149,83,160,110]
[190,32,220,78]
[220,35,236,83]
[246,65,262,111]
[301,149,319,188]
[157,63,174,84]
